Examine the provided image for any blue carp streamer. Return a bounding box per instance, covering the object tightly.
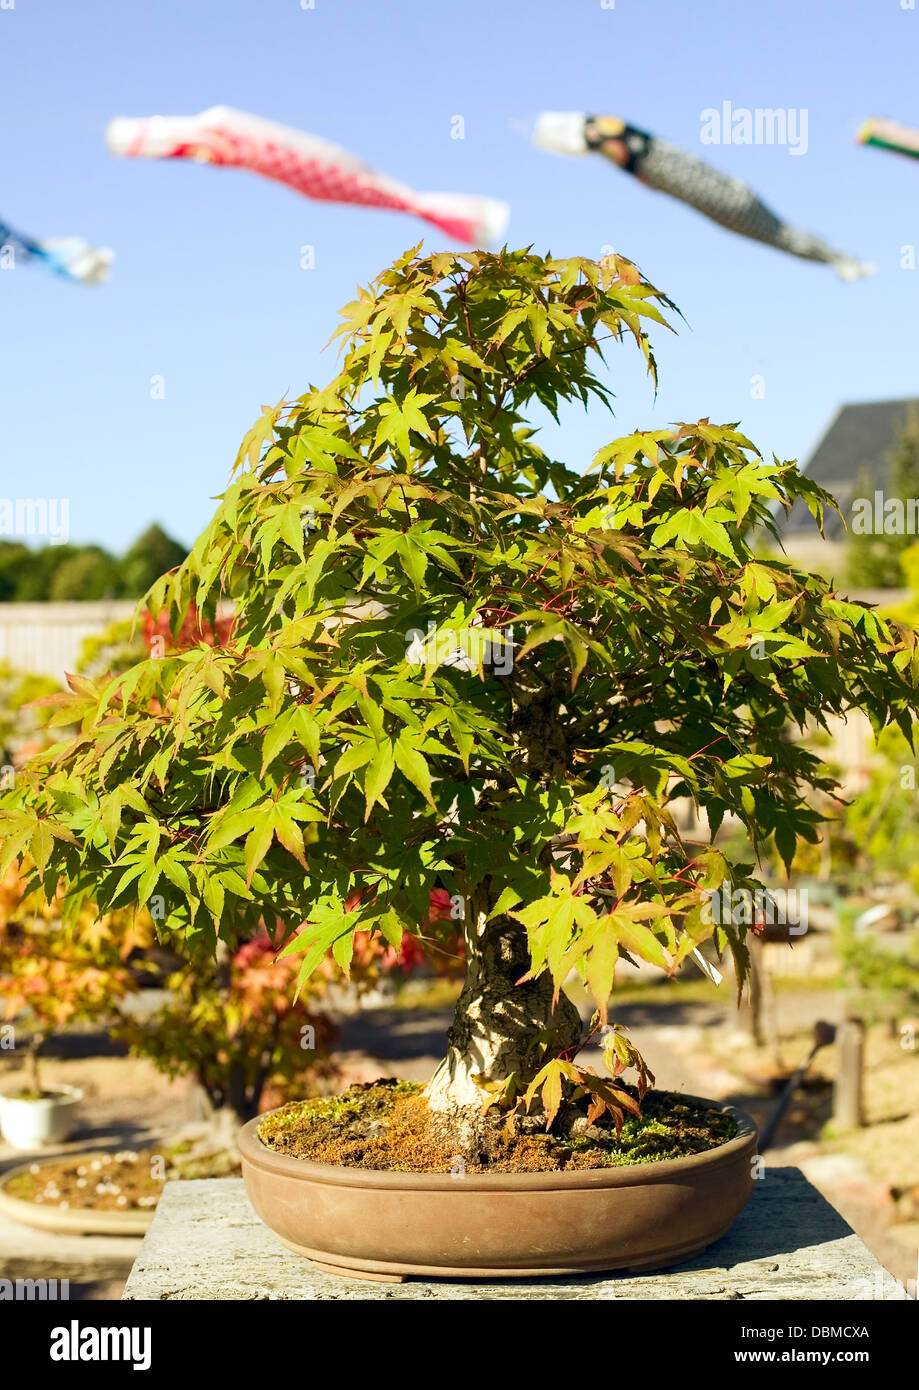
[0,218,113,284]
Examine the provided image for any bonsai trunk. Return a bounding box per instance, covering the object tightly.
[190,940,261,1144]
[27,1034,45,1098]
[746,937,765,1047]
[193,1085,252,1149]
[425,903,581,1148]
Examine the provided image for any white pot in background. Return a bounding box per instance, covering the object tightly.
[0,1085,83,1149]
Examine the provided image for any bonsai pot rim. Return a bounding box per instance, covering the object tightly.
[0,1084,84,1108]
[239,1093,756,1190]
[239,1094,759,1280]
[0,1085,85,1149]
[0,1154,153,1236]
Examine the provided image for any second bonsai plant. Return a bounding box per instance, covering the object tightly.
[0,864,142,1148]
[5,246,918,1275]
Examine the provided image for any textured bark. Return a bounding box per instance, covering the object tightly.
[425,672,582,1146]
[425,903,581,1145]
[209,939,254,1128]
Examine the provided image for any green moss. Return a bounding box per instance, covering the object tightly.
[257,1081,737,1172]
[551,1097,738,1167]
[257,1079,422,1146]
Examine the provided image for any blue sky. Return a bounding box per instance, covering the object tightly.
[1,0,917,551]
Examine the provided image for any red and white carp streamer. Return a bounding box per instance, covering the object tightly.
[533,112,873,281]
[106,106,509,246]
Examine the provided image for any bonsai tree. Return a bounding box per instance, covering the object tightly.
[115,929,339,1139]
[4,246,919,1149]
[0,862,146,1097]
[0,859,339,1129]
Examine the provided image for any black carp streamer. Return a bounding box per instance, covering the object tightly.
[534,113,873,281]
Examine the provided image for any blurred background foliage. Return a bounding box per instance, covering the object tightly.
[0,523,186,603]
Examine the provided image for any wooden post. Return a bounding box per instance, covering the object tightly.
[833,1014,865,1130]
[746,936,765,1047]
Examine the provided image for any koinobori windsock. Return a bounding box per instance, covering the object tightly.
[857,117,919,161]
[106,106,509,246]
[0,217,113,284]
[533,113,873,280]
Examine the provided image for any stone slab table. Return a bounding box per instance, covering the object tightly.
[122,1168,909,1301]
[0,1206,142,1285]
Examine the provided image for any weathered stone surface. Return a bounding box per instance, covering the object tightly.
[0,1206,141,1283]
[123,1168,908,1301]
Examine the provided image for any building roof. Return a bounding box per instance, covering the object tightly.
[783,397,919,538]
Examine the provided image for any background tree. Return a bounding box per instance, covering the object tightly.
[0,525,186,602]
[49,545,121,602]
[0,863,146,1097]
[118,524,187,597]
[0,543,32,601]
[0,860,339,1127]
[115,930,339,1136]
[2,543,83,601]
[5,247,919,1147]
[0,662,61,767]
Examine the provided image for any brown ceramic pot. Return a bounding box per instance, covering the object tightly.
[239,1097,758,1282]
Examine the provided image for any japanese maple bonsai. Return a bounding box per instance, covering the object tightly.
[0,865,142,1147]
[4,246,918,1275]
